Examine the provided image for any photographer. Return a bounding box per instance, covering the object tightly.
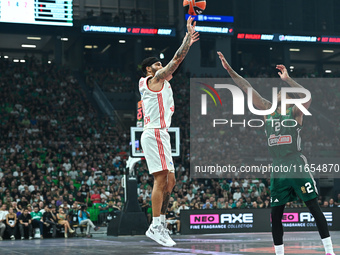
[78,205,100,238]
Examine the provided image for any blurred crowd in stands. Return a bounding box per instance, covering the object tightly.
[0,56,339,239]
[0,57,125,239]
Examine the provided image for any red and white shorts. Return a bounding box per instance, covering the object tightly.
[141,128,175,174]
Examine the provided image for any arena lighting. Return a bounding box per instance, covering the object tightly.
[144,47,153,51]
[13,59,19,62]
[325,70,332,73]
[60,38,68,41]
[290,66,295,69]
[289,48,300,52]
[27,37,41,40]
[82,25,176,37]
[21,44,36,48]
[20,60,25,63]
[4,56,8,59]
[48,61,52,64]
[101,44,111,54]
[84,45,97,49]
[119,40,126,44]
[323,50,334,53]
[160,53,165,59]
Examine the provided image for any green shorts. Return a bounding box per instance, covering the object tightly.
[270,153,318,207]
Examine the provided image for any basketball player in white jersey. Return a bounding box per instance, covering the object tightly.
[139,16,199,247]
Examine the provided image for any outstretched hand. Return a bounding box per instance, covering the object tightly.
[186,16,196,35]
[217,51,230,70]
[188,31,200,46]
[276,64,290,81]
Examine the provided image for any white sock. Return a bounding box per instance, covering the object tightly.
[274,244,284,255]
[322,237,334,255]
[160,214,166,226]
[152,216,161,227]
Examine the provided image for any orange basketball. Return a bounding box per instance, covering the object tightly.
[183,0,206,16]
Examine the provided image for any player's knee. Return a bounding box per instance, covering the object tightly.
[156,181,167,191]
[167,173,176,189]
[168,176,175,188]
[154,174,167,190]
[170,179,176,189]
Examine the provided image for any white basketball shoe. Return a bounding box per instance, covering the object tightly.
[146,224,175,247]
[163,222,176,246]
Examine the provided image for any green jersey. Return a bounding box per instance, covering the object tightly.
[31,211,42,220]
[265,107,302,158]
[266,108,318,207]
[99,203,108,213]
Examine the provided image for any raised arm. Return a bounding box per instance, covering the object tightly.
[276,64,312,115]
[165,31,199,82]
[149,16,197,89]
[217,51,272,110]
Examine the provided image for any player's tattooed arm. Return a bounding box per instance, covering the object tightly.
[152,16,196,83]
[155,34,191,81]
[161,192,171,214]
[217,51,272,110]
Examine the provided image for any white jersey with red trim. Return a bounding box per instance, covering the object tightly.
[139,76,175,129]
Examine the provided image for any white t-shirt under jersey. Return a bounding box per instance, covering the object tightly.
[139,75,175,129]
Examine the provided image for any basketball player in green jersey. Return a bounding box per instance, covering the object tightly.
[217,51,336,255]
